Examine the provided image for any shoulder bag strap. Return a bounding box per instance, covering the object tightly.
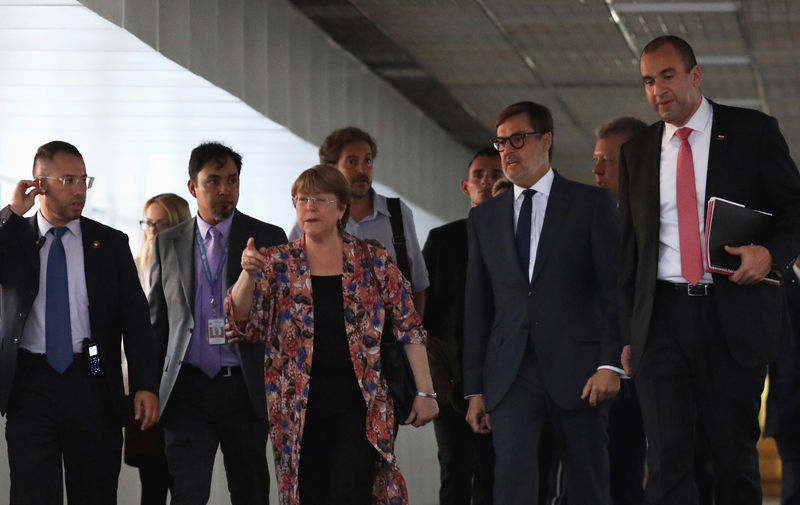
[386,197,411,283]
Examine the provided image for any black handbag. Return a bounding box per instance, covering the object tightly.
[359,239,416,424]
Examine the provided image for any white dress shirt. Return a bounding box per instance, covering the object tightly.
[658,96,714,283]
[513,168,554,281]
[20,212,91,354]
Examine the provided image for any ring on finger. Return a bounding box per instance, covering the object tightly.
[244,259,250,265]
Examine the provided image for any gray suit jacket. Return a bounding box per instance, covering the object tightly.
[149,210,287,416]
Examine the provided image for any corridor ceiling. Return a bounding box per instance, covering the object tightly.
[288,0,800,177]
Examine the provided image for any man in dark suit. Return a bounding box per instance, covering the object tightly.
[149,142,287,504]
[765,258,800,505]
[423,147,503,505]
[619,35,800,505]
[0,141,160,504]
[464,101,623,505]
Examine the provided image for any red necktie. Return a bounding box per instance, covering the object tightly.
[676,127,703,285]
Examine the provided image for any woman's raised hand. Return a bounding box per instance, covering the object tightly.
[240,237,268,276]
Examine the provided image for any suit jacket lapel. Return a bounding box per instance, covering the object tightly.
[27,216,42,275]
[531,173,571,285]
[704,100,729,214]
[226,211,246,288]
[646,126,663,227]
[80,218,101,308]
[493,190,526,282]
[174,220,195,312]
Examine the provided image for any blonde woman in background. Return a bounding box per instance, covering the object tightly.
[135,193,192,293]
[126,193,190,505]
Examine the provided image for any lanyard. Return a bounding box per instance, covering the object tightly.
[195,227,228,312]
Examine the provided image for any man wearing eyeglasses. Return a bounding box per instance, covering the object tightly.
[0,140,161,504]
[148,142,287,505]
[463,102,623,505]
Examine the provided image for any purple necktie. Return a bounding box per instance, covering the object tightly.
[198,227,223,377]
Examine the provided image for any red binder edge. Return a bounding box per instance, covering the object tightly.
[704,197,780,286]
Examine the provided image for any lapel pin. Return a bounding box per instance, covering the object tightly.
[716,134,725,141]
[92,241,100,248]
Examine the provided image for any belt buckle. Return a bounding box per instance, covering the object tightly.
[221,367,233,377]
[687,284,707,296]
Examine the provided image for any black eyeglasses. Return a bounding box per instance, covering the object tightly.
[139,220,171,232]
[491,132,544,152]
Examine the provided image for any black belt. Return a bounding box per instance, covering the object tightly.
[218,366,241,377]
[657,280,714,297]
[17,349,83,370]
[183,363,242,378]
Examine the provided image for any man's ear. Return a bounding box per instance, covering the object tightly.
[187,179,197,198]
[460,179,470,197]
[541,132,553,154]
[691,64,702,87]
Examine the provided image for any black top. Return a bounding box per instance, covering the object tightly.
[309,275,363,413]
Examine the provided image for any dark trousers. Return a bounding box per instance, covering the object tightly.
[490,353,610,505]
[138,452,173,505]
[776,435,800,505]
[162,365,269,505]
[634,285,765,505]
[5,351,122,505]
[298,391,376,505]
[433,403,495,505]
[608,380,646,505]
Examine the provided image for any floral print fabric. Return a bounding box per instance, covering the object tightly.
[225,233,426,505]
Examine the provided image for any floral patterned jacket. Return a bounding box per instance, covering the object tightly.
[225,233,426,505]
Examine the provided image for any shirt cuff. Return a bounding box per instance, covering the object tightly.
[598,365,628,379]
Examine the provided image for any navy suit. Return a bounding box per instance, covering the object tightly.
[463,171,621,504]
[619,100,800,505]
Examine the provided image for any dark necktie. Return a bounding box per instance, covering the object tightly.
[515,189,536,276]
[46,227,73,373]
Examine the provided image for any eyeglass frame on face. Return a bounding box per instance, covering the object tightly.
[36,175,95,189]
[292,195,339,207]
[139,219,171,232]
[491,131,544,152]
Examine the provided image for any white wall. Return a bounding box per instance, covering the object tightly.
[0,0,480,503]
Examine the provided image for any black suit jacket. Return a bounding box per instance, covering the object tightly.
[149,209,287,417]
[422,219,468,405]
[619,100,800,374]
[423,219,468,350]
[0,205,160,424]
[463,173,622,411]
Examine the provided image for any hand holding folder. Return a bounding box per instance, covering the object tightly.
[704,197,780,285]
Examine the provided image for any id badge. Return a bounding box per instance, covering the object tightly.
[208,318,226,345]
